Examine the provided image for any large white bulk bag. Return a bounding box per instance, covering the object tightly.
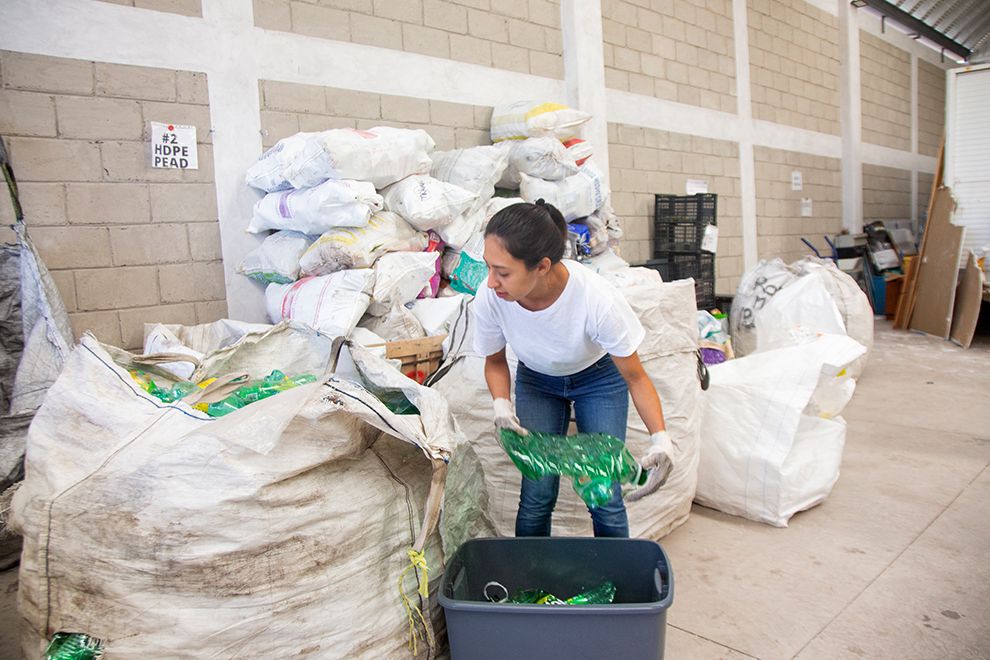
[430,146,509,208]
[382,175,477,232]
[299,212,428,276]
[10,323,494,658]
[245,132,333,192]
[497,137,578,189]
[695,334,867,527]
[368,252,441,316]
[236,230,315,284]
[518,161,609,221]
[265,269,374,337]
[490,100,591,143]
[247,179,382,235]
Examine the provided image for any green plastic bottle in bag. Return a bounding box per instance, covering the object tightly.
[498,429,649,508]
[45,633,104,660]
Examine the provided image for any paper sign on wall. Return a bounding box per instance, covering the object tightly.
[150,121,198,170]
[801,198,813,217]
[791,171,803,191]
[686,179,708,195]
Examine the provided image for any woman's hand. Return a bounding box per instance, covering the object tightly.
[484,349,527,435]
[493,397,528,436]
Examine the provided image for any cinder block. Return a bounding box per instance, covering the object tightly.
[528,0,559,28]
[118,302,199,349]
[473,106,493,129]
[187,222,222,261]
[180,143,215,183]
[150,183,218,223]
[195,299,229,323]
[321,0,373,12]
[623,215,649,241]
[253,0,292,30]
[176,71,209,105]
[613,47,641,73]
[429,100,475,128]
[529,51,563,78]
[159,260,226,303]
[76,265,159,311]
[633,146,658,170]
[95,63,176,101]
[602,19,626,47]
[508,18,545,49]
[616,124,644,146]
[639,53,664,79]
[0,51,94,95]
[101,141,183,183]
[350,12,403,49]
[450,34,493,67]
[628,73,654,97]
[9,137,103,182]
[297,114,357,132]
[373,0,421,23]
[604,67,629,91]
[133,0,202,17]
[402,24,451,58]
[260,110,301,147]
[454,127,490,148]
[544,28,563,55]
[49,270,77,313]
[70,310,123,346]
[424,0,467,32]
[110,223,190,265]
[30,226,112,269]
[0,91,57,137]
[17,182,67,226]
[638,8,662,33]
[324,88,380,120]
[380,94,430,123]
[67,183,151,225]
[142,101,213,143]
[289,2,350,41]
[56,96,143,140]
[492,44,531,74]
[468,9,509,42]
[493,0,528,18]
[262,80,327,114]
[625,27,651,53]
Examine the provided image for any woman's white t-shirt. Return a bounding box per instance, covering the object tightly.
[471,260,645,376]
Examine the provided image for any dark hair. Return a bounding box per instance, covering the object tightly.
[485,200,568,268]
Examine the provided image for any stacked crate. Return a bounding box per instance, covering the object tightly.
[645,193,717,311]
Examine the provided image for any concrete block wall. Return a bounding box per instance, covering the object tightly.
[601,0,737,113]
[917,59,946,157]
[918,170,934,222]
[607,122,743,294]
[259,81,492,150]
[860,32,911,151]
[253,0,564,78]
[754,146,841,264]
[0,51,226,349]
[748,0,840,135]
[863,163,911,223]
[95,0,202,16]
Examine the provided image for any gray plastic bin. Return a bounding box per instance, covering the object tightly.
[439,537,673,659]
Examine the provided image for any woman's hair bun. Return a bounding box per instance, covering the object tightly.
[485,201,568,268]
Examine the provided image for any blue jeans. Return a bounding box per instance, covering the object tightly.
[514,354,630,538]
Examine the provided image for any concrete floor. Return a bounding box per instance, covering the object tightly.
[0,321,987,659]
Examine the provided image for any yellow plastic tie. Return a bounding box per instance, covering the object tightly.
[397,548,434,656]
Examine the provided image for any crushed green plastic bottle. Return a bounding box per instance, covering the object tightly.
[499,429,649,508]
[45,633,104,660]
[505,581,616,605]
[130,369,317,416]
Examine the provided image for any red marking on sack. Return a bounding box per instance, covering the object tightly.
[282,277,312,320]
[347,128,377,139]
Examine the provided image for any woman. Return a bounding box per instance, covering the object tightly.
[472,200,674,538]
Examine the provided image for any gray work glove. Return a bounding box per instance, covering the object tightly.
[493,397,528,436]
[625,431,674,502]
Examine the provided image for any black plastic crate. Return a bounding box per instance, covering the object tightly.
[644,252,716,310]
[654,194,717,252]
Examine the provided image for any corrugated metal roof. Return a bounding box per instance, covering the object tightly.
[852,0,990,61]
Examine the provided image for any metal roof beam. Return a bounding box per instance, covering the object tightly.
[952,11,990,47]
[852,0,973,59]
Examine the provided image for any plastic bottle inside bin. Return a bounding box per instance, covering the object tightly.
[45,632,104,660]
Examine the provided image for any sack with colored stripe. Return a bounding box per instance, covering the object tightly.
[248,179,382,235]
[489,100,591,143]
[264,269,374,337]
[298,211,428,276]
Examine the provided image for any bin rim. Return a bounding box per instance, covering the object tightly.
[439,536,674,612]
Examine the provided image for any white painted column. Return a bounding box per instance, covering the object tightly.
[732,0,758,269]
[201,0,267,321]
[561,0,610,183]
[838,0,863,233]
[910,52,919,231]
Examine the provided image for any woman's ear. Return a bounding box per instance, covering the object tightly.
[536,257,552,275]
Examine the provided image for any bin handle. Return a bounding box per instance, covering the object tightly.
[654,558,675,606]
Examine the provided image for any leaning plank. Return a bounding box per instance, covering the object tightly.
[949,251,985,349]
[909,187,963,338]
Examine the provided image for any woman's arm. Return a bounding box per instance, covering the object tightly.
[484,348,513,400]
[611,352,666,434]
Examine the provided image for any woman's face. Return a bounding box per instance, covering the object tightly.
[483,235,548,302]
